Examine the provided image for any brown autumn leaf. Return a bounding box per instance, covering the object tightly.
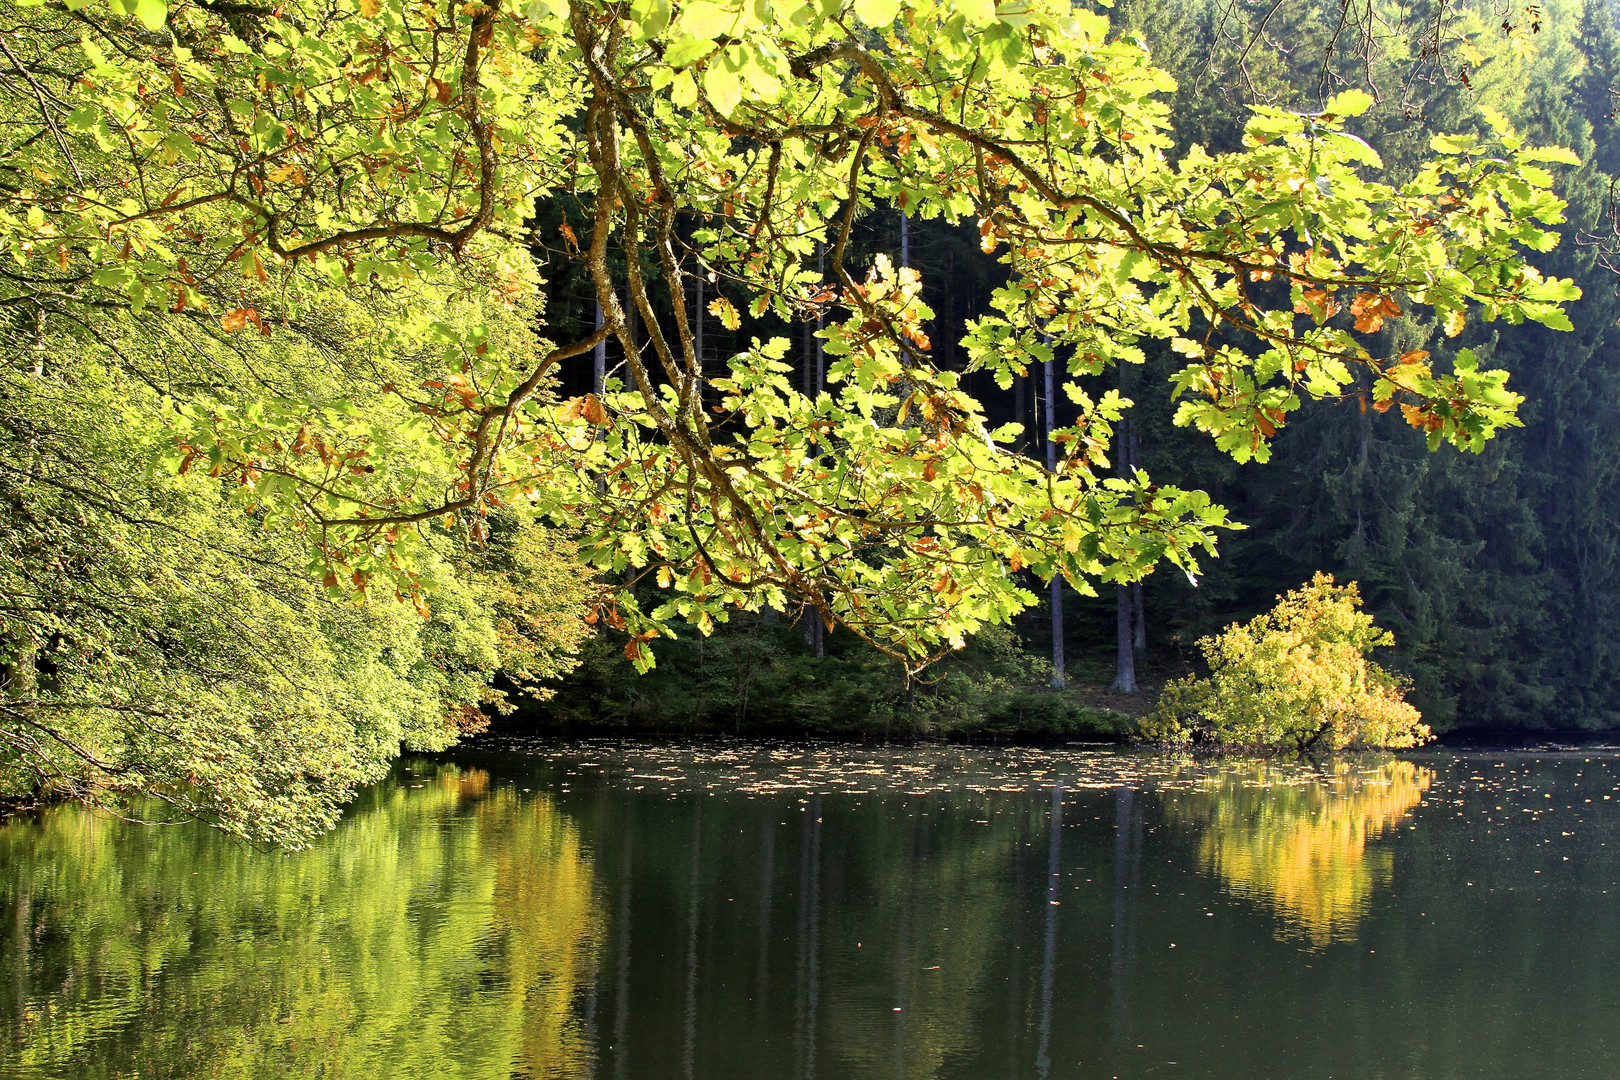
[1293,288,1340,322]
[1350,292,1385,333]
[1353,309,1384,333]
[978,216,998,254]
[582,393,609,425]
[708,296,741,331]
[220,308,252,332]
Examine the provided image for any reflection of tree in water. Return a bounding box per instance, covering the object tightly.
[484,782,604,1079]
[818,792,1023,1080]
[1163,760,1433,948]
[0,765,602,1080]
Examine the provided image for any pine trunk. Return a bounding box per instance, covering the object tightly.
[1111,393,1139,692]
[693,273,703,406]
[593,301,606,395]
[1043,350,1066,689]
[1110,585,1138,693]
[1132,582,1146,656]
[1129,423,1147,657]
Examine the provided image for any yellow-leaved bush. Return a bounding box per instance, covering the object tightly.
[1144,574,1431,751]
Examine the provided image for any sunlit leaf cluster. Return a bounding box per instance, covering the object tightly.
[0,0,1579,673]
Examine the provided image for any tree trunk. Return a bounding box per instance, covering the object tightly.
[593,301,606,396]
[802,305,814,397]
[1013,373,1026,453]
[1043,350,1066,688]
[693,272,703,407]
[815,247,826,390]
[626,285,639,362]
[1110,584,1138,693]
[804,609,825,659]
[1132,582,1146,656]
[1129,423,1146,656]
[1111,378,1138,692]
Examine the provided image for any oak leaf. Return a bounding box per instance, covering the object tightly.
[708,295,741,331]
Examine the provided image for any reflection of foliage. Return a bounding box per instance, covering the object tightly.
[1145,575,1431,750]
[0,765,601,1079]
[1164,759,1433,947]
[819,797,1020,1079]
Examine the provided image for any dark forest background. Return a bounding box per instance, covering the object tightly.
[521,0,1620,737]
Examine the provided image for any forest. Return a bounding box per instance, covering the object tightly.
[540,0,1620,741]
[543,0,1620,742]
[0,0,1613,842]
[7,6,1620,1079]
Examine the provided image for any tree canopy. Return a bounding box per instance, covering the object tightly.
[0,0,1588,835]
[3,0,1579,652]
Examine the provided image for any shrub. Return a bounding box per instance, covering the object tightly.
[1143,574,1431,751]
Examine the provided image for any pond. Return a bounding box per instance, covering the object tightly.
[2,740,1617,1079]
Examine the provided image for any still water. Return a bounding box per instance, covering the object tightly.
[2,741,1618,1080]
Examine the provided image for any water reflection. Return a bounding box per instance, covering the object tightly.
[1164,759,1433,947]
[0,766,600,1080]
[2,746,1618,1080]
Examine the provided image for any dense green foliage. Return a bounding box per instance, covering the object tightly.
[0,0,1607,840]
[0,283,596,848]
[544,620,1134,738]
[1144,574,1429,750]
[0,266,592,844]
[1,0,1573,649]
[1092,0,1620,731]
[530,0,1620,737]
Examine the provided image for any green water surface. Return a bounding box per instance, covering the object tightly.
[2,741,1617,1079]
